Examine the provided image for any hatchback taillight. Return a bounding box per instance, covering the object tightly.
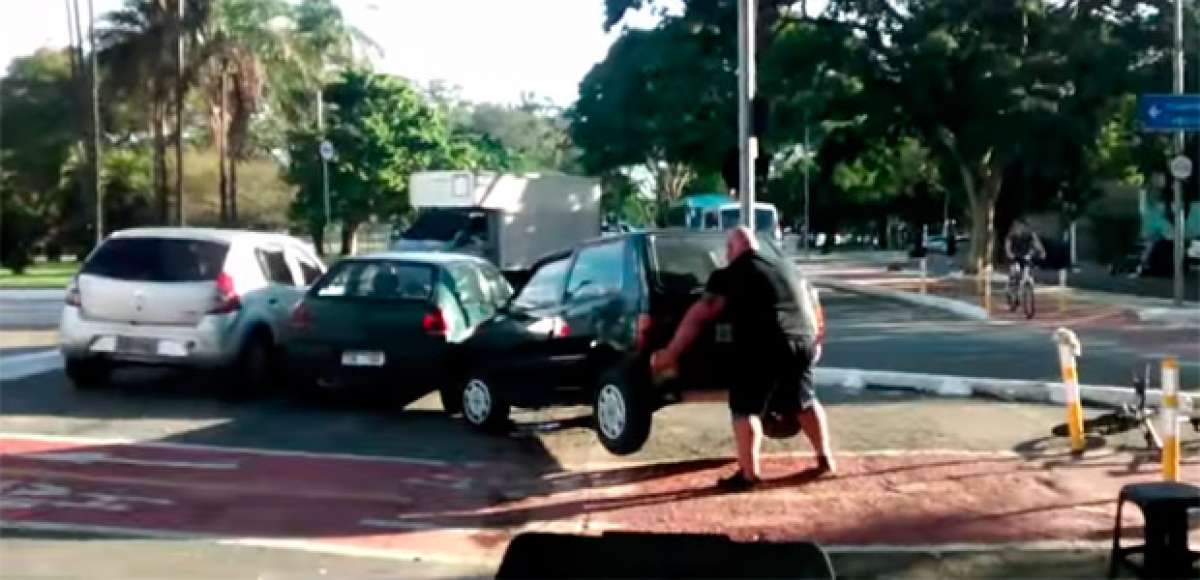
[423,308,446,336]
[291,301,314,331]
[635,314,653,351]
[209,272,241,314]
[65,277,82,307]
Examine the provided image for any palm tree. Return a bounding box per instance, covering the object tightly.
[96,0,209,225]
[200,0,371,224]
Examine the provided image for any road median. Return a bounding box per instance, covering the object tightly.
[813,277,989,320]
[816,366,1194,411]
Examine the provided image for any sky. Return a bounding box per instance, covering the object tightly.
[0,0,669,106]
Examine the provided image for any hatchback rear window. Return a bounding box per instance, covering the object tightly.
[650,234,783,292]
[314,261,435,301]
[83,238,229,282]
[651,236,726,293]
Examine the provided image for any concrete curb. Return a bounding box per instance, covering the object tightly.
[815,366,1194,412]
[813,278,989,320]
[0,288,66,299]
[0,349,63,382]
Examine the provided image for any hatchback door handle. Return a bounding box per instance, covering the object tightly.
[268,298,279,305]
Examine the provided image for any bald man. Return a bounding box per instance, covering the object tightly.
[652,227,834,491]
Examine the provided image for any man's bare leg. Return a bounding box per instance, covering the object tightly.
[732,414,764,480]
[798,402,836,474]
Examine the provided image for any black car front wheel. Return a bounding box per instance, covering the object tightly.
[461,375,509,432]
[593,367,653,456]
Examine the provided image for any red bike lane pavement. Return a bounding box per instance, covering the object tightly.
[1,435,1194,565]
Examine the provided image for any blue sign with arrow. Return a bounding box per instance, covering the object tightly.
[1138,94,1200,132]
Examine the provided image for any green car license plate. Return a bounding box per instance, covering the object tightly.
[341,351,386,367]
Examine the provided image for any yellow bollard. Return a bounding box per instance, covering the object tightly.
[1053,328,1085,453]
[1160,357,1180,481]
[919,257,928,295]
[982,265,993,315]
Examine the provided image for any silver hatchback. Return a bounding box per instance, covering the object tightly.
[59,228,325,392]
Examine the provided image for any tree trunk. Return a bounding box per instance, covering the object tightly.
[963,165,1003,275]
[340,221,359,256]
[229,153,239,223]
[217,69,229,224]
[151,100,167,223]
[311,222,325,257]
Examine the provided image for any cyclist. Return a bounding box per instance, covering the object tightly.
[1004,219,1046,283]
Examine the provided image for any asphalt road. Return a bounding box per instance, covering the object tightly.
[817,289,1200,389]
[3,286,1197,577]
[0,289,64,330]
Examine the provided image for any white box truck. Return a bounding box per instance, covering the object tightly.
[394,171,602,275]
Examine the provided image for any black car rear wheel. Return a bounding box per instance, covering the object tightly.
[461,375,509,432]
[65,358,110,389]
[593,367,652,456]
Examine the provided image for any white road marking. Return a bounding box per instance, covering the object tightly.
[0,431,449,467]
[1,480,173,512]
[24,451,240,470]
[0,349,63,381]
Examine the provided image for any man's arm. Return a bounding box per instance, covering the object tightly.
[1031,233,1046,259]
[1004,234,1015,259]
[654,293,726,368]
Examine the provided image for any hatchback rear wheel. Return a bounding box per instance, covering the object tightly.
[461,375,509,431]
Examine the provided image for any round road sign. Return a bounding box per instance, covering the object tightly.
[319,140,335,161]
[1169,155,1193,180]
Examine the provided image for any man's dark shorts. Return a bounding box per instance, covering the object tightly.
[728,335,817,416]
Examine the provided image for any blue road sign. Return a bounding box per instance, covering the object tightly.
[1138,94,1200,132]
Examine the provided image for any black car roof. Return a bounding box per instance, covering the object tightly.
[527,229,732,270]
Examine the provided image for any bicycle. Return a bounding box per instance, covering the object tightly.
[1050,365,1200,451]
[1005,254,1037,319]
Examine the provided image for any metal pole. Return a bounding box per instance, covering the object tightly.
[1171,0,1185,306]
[88,0,102,245]
[318,94,329,221]
[737,0,756,231]
[803,121,810,254]
[175,0,185,226]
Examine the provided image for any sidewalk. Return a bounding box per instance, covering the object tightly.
[797,252,1200,327]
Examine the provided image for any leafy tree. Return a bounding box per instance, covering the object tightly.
[285,70,484,255]
[0,49,79,266]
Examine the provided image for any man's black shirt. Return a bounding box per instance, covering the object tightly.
[704,250,810,354]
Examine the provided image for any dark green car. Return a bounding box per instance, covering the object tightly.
[283,252,511,405]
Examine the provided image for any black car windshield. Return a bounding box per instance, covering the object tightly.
[313,260,435,301]
[83,237,229,282]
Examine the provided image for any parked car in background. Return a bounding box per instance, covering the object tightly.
[452,231,824,455]
[59,228,325,394]
[284,252,511,407]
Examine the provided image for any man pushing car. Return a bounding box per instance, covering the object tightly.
[651,227,835,491]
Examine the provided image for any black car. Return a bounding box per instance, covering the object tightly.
[284,252,512,403]
[453,231,822,455]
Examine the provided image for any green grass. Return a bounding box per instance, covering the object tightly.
[0,262,79,288]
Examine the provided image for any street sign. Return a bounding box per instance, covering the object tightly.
[1169,155,1193,180]
[319,140,335,161]
[1138,94,1200,132]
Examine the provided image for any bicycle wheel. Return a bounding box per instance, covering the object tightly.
[1051,412,1138,437]
[1020,280,1035,319]
[1006,283,1019,312]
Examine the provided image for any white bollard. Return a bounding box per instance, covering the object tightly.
[1160,357,1180,481]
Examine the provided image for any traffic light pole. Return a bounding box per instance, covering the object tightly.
[738,0,756,232]
[1171,0,1185,305]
